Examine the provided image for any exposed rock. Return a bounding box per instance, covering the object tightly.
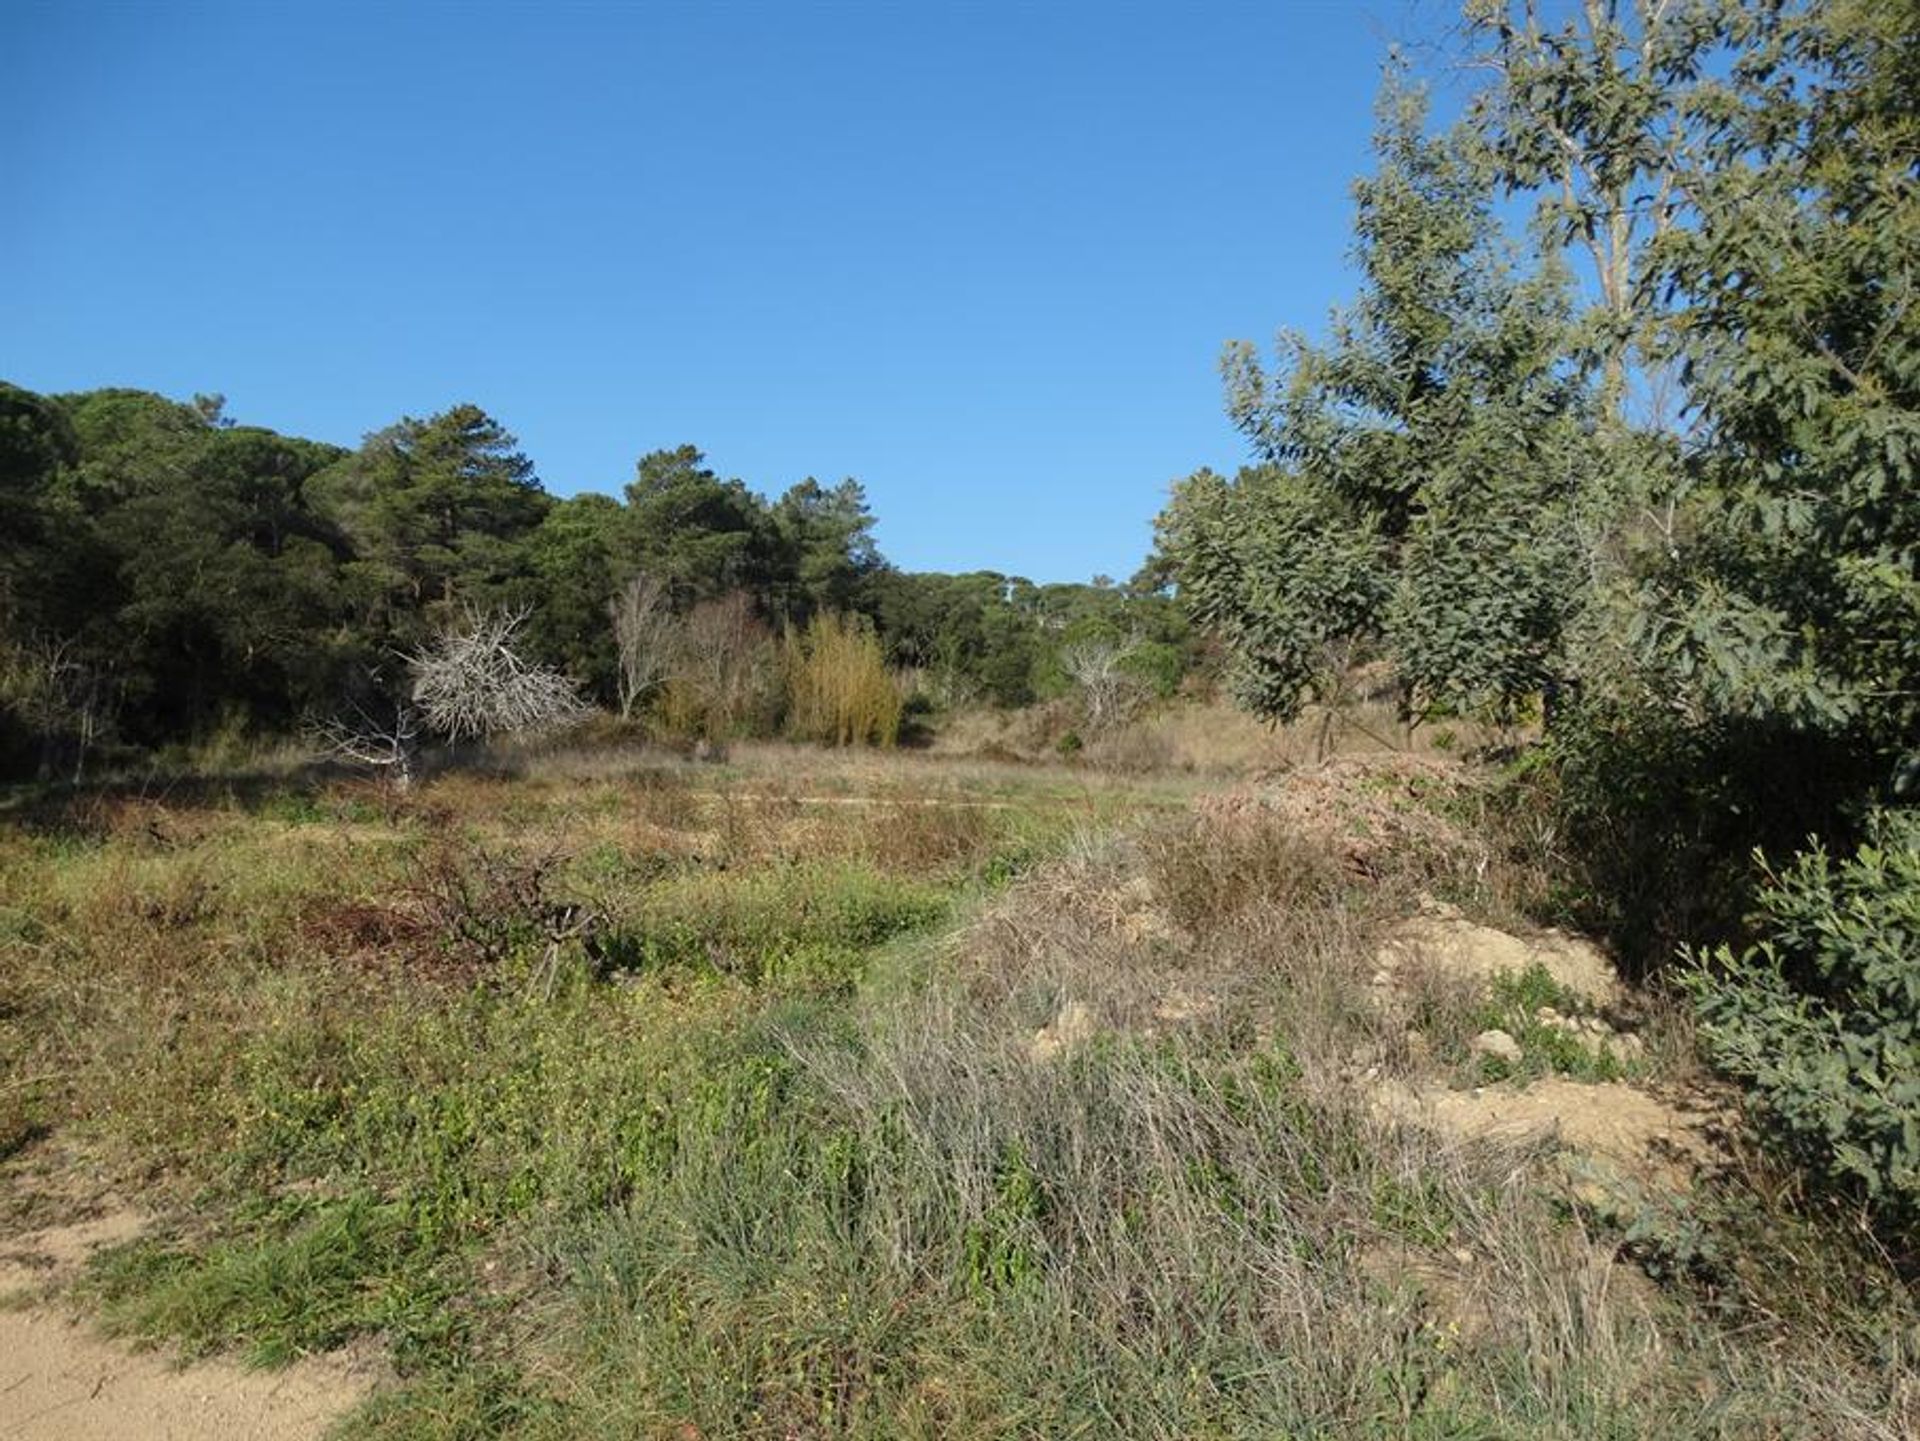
[1470,1028,1524,1064]
[1531,1005,1646,1064]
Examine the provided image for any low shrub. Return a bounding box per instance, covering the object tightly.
[1685,808,1920,1234]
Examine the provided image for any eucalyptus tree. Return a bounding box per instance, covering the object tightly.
[1643,0,1919,772]
[1460,0,1765,428]
[1167,77,1595,726]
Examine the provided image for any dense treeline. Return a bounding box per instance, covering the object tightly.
[1155,0,1917,1230]
[0,386,1190,773]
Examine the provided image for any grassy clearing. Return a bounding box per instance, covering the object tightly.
[2,743,1915,1438]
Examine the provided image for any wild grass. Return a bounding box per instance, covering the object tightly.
[1,743,1915,1438]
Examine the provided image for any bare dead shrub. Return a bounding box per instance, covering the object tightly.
[1141,811,1349,937]
[312,699,421,790]
[410,607,588,743]
[405,843,600,988]
[1059,634,1144,732]
[857,799,996,874]
[296,898,436,966]
[1083,720,1176,774]
[0,631,121,782]
[656,592,778,742]
[312,608,586,791]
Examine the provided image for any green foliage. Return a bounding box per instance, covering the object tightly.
[521,494,625,701]
[621,445,772,607]
[312,403,548,634]
[1686,810,1920,1228]
[768,476,883,625]
[1413,963,1629,1086]
[961,1141,1049,1293]
[1638,0,1919,768]
[5,757,1914,1435]
[1163,78,1592,725]
[874,568,1193,712]
[1158,465,1386,721]
[0,381,77,609]
[1462,0,1757,419]
[87,1194,462,1369]
[597,860,950,987]
[0,389,1199,765]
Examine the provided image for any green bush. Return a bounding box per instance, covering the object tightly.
[1685,809,1920,1230]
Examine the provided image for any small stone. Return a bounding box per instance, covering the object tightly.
[1470,1028,1524,1064]
[1450,1247,1475,1267]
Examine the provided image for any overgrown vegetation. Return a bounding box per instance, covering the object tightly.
[0,398,1196,770]
[782,612,902,748]
[1687,810,1920,1226]
[1,0,1915,1433]
[1156,0,1918,1239]
[3,748,1915,1437]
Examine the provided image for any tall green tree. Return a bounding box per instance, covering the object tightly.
[523,493,625,702]
[0,382,79,628]
[311,403,549,638]
[1168,77,1594,723]
[105,424,352,736]
[769,476,883,625]
[1640,0,1918,770]
[621,445,772,607]
[1462,0,1762,426]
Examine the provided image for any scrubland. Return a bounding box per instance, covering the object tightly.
[1,737,1914,1439]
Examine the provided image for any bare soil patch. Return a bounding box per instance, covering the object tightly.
[0,1212,375,1441]
[1374,898,1623,1007]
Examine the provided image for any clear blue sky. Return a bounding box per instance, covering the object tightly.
[4,1,1451,583]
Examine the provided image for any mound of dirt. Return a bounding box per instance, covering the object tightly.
[1371,1076,1729,1192]
[1198,753,1482,873]
[1375,900,1623,1007]
[1030,1000,1100,1061]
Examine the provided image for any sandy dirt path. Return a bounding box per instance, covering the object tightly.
[0,1213,372,1441]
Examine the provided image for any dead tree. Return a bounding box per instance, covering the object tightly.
[409,606,588,742]
[1059,633,1143,731]
[315,608,586,787]
[312,698,422,790]
[607,573,673,720]
[2,634,117,783]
